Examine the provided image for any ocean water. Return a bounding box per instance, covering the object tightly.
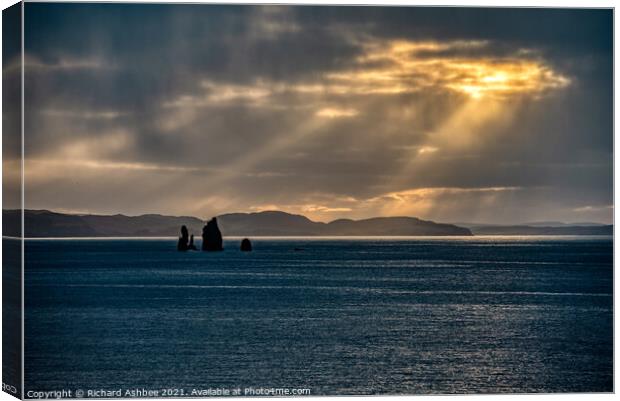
[24,237,613,396]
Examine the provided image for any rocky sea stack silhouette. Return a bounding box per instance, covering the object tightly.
[177,225,190,251]
[188,234,197,250]
[177,225,198,251]
[240,238,252,252]
[202,217,224,251]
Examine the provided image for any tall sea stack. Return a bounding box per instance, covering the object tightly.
[177,225,189,251]
[202,217,224,251]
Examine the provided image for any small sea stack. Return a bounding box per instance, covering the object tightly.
[177,225,189,251]
[188,234,197,250]
[240,238,252,252]
[202,217,224,251]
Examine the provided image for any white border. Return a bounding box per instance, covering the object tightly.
[0,2,616,401]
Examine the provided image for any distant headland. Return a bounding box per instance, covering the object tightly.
[2,209,612,238]
[5,209,471,237]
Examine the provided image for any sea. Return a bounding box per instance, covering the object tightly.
[23,236,613,396]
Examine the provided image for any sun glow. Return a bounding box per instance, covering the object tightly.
[330,40,571,100]
[443,60,570,100]
[417,146,439,155]
[315,107,359,118]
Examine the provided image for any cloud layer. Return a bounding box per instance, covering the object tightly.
[10,4,612,224]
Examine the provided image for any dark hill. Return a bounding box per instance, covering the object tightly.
[4,209,473,237]
[325,216,472,236]
[218,211,325,236]
[3,209,203,238]
[5,209,611,238]
[469,224,612,236]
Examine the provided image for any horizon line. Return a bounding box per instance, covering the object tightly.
[2,207,613,227]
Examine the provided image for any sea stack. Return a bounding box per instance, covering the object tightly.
[188,234,197,250]
[202,217,224,251]
[240,238,252,252]
[177,225,189,251]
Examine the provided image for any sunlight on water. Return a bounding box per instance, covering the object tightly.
[24,237,612,395]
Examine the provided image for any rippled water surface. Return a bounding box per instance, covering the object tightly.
[24,237,613,395]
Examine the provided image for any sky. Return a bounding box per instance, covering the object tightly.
[5,4,613,224]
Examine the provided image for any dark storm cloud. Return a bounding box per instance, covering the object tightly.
[17,3,613,224]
